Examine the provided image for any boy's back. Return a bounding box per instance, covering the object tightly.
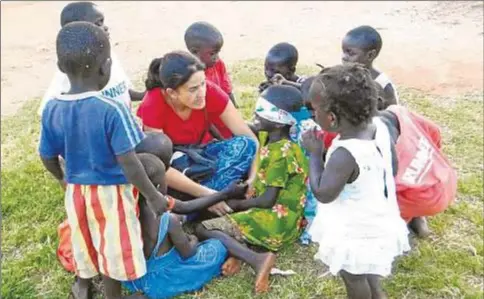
[40,92,144,185]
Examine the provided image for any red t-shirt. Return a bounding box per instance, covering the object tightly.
[205,59,232,95]
[137,81,232,145]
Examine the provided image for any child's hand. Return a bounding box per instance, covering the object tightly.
[146,192,168,217]
[302,127,325,154]
[245,186,256,199]
[270,74,288,85]
[223,181,249,199]
[208,202,233,216]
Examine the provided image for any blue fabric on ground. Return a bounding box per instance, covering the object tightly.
[122,213,228,299]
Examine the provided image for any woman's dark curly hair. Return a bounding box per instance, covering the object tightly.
[310,63,378,126]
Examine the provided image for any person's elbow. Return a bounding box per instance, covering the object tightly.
[312,187,338,204]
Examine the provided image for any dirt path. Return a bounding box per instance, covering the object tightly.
[1,1,482,116]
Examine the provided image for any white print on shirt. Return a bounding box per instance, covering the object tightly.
[401,136,434,185]
[102,81,128,99]
[38,52,132,115]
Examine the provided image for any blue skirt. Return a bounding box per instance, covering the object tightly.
[200,135,257,191]
[122,213,228,299]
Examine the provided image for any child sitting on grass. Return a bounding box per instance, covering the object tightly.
[197,86,308,288]
[122,153,260,299]
[342,25,399,108]
[302,63,409,299]
[185,21,238,108]
[60,151,276,298]
[40,21,167,299]
[258,42,307,93]
[38,1,145,117]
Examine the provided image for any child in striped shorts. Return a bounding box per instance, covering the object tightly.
[39,22,167,299]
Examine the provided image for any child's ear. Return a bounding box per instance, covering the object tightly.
[367,49,377,61]
[100,58,111,76]
[329,112,339,129]
[165,88,178,99]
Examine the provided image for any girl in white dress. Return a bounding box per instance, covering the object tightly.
[301,63,410,299]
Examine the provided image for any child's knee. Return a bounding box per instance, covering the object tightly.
[194,223,207,238]
[137,132,173,168]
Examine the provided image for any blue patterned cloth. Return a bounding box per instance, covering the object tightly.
[289,108,321,245]
[200,136,257,191]
[122,213,228,299]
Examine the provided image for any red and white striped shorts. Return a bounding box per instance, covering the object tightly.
[65,184,146,281]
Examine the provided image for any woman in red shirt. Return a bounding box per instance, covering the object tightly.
[137,51,259,215]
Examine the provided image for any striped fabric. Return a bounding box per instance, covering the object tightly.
[65,184,146,281]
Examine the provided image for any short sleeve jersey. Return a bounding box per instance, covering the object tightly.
[39,91,145,185]
[136,80,230,145]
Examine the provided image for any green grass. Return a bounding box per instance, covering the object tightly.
[2,60,483,298]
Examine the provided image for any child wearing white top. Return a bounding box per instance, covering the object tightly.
[342,25,400,109]
[37,2,144,116]
[301,63,409,299]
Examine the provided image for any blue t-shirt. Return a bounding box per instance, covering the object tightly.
[39,91,145,185]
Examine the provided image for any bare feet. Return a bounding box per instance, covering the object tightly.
[409,217,431,238]
[254,253,276,293]
[222,257,242,276]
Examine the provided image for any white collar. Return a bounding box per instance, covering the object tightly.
[55,91,101,101]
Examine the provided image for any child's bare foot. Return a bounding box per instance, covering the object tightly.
[254,253,276,293]
[222,257,242,276]
[409,217,431,238]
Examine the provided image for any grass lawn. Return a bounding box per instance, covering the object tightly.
[1,60,483,299]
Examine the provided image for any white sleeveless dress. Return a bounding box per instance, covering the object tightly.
[309,118,410,276]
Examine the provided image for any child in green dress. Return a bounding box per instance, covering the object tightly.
[198,85,309,252]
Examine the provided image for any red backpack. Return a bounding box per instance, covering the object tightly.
[387,105,457,222]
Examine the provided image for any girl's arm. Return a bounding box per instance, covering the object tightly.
[171,182,247,214]
[167,213,198,259]
[226,187,281,211]
[165,167,217,197]
[219,101,260,184]
[309,148,357,204]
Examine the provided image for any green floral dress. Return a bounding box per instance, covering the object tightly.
[229,133,309,251]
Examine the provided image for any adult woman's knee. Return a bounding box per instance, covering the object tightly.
[233,135,257,157]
